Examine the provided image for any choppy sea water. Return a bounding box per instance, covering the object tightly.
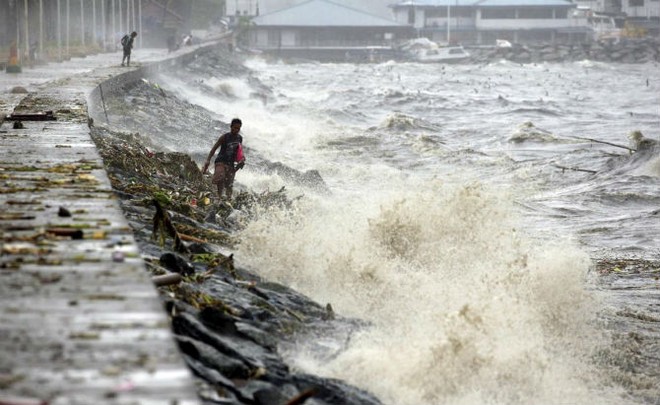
[153,58,660,405]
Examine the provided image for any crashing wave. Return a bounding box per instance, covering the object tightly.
[509,121,558,143]
[625,130,660,177]
[379,112,440,132]
[629,130,658,153]
[508,107,561,116]
[381,112,417,130]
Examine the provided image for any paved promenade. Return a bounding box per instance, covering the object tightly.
[1,48,201,404]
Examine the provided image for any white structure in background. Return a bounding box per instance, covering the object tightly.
[570,0,660,37]
[225,0,396,18]
[390,0,588,45]
[399,37,470,62]
[572,0,606,12]
[621,0,660,36]
[571,6,622,40]
[249,0,407,48]
[621,0,660,18]
[572,0,660,17]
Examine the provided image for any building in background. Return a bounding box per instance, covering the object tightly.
[391,0,592,45]
[248,0,412,61]
[570,0,659,36]
[572,0,611,13]
[225,0,396,19]
[620,0,660,18]
[621,0,660,35]
[224,0,659,42]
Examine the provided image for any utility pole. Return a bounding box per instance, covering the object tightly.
[39,0,43,60]
[455,0,459,41]
[119,0,122,37]
[125,0,129,32]
[138,0,142,47]
[446,2,450,44]
[126,0,130,34]
[92,0,96,47]
[24,0,29,63]
[16,2,20,65]
[101,0,106,50]
[80,0,85,46]
[57,0,62,61]
[132,0,136,37]
[66,0,70,58]
[112,0,116,48]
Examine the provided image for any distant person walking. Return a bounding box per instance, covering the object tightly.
[120,31,138,67]
[29,40,38,62]
[202,118,246,201]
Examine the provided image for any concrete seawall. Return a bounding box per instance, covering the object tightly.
[0,43,225,405]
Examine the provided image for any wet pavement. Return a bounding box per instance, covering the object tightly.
[0,47,205,404]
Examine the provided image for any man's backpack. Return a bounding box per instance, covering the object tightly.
[121,35,129,47]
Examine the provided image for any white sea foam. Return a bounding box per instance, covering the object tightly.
[172,57,659,404]
[643,156,660,177]
[236,176,624,404]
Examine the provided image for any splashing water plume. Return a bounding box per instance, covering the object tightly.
[239,179,622,405]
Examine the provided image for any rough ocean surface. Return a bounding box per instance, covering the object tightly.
[90,46,660,405]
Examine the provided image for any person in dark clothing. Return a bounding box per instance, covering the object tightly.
[202,118,246,200]
[121,31,138,66]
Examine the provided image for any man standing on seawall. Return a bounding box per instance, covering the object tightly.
[202,118,246,201]
[121,31,138,67]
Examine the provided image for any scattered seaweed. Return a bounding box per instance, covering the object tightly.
[595,258,660,275]
[167,284,237,314]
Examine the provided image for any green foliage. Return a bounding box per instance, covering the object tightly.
[169,285,232,312]
[191,253,223,266]
[153,191,171,206]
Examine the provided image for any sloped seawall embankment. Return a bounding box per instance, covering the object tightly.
[87,43,222,122]
[85,43,384,404]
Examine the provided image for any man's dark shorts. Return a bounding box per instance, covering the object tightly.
[212,163,235,187]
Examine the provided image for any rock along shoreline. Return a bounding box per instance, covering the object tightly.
[466,37,660,64]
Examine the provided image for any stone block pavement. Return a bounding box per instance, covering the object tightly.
[0,47,206,404]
